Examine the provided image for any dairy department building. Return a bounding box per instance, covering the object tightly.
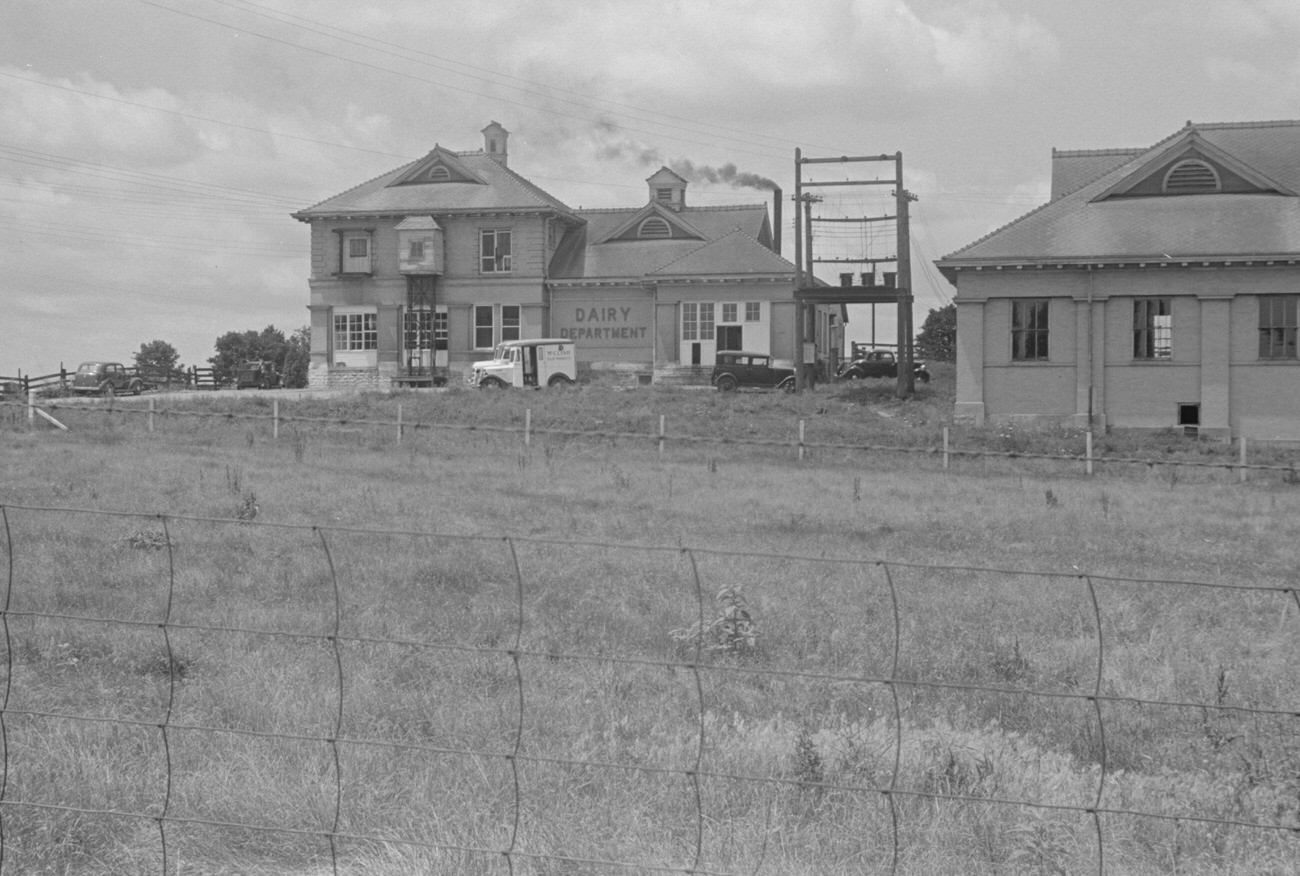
[293,123,832,389]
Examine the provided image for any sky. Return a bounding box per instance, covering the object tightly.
[4,0,1300,377]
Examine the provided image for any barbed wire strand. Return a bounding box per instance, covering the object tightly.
[7,398,1300,476]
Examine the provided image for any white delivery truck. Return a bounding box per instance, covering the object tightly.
[468,339,578,388]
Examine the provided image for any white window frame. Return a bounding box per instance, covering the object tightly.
[474,304,495,350]
[745,301,761,322]
[480,228,512,274]
[721,302,738,323]
[332,307,378,367]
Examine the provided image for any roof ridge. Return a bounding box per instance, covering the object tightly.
[1052,147,1144,158]
[292,156,421,217]
[1190,119,1300,131]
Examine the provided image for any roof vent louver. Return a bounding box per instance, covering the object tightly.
[638,217,672,238]
[1163,159,1220,194]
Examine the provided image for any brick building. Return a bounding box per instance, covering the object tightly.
[293,123,831,389]
[937,120,1300,440]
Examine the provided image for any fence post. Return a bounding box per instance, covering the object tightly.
[1239,436,1247,484]
[525,408,532,448]
[27,390,34,427]
[658,414,666,459]
[273,399,279,440]
[148,398,155,433]
[397,403,403,445]
[1086,430,1094,476]
[798,419,805,462]
[943,426,950,470]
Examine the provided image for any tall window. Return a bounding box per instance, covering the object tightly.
[480,229,512,273]
[1134,298,1173,359]
[404,310,432,352]
[1259,296,1298,359]
[501,305,521,342]
[682,302,698,341]
[333,312,377,351]
[474,305,495,349]
[1011,299,1049,361]
[434,310,448,351]
[699,303,715,340]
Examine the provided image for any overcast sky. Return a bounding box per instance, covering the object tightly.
[4,0,1300,376]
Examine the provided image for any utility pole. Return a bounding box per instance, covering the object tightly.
[895,153,919,399]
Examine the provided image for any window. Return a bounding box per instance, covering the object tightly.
[699,302,714,340]
[656,187,673,203]
[408,240,425,261]
[721,303,738,323]
[1163,159,1220,194]
[745,302,761,322]
[334,311,377,351]
[404,310,432,352]
[638,217,672,238]
[474,305,495,349]
[1133,298,1172,359]
[501,305,521,342]
[1259,296,1298,359]
[682,302,698,341]
[480,229,512,273]
[434,310,448,351]
[1011,299,1049,361]
[340,231,372,274]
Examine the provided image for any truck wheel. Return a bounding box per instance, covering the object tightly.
[130,380,143,395]
[547,374,574,388]
[482,377,507,389]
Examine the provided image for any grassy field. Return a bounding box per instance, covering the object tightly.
[0,371,1297,875]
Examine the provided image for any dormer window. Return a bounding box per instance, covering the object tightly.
[1163,160,1220,194]
[638,217,672,238]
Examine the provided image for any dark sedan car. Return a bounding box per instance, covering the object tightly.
[836,349,930,383]
[711,351,796,392]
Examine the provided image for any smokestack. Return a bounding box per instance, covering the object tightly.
[772,187,782,256]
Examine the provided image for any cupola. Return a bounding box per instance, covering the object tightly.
[647,166,688,211]
[482,121,509,166]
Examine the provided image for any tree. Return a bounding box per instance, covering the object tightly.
[916,304,956,363]
[133,340,180,380]
[209,325,287,385]
[281,326,311,389]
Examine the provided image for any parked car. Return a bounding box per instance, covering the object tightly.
[836,349,930,383]
[711,351,796,392]
[70,361,144,396]
[236,360,281,390]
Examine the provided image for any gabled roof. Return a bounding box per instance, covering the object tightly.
[938,120,1300,274]
[596,201,706,244]
[548,203,781,281]
[651,228,796,277]
[293,148,576,220]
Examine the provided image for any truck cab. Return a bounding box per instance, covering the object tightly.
[468,339,577,389]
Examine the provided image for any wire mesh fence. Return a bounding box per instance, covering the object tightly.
[2,503,1296,874]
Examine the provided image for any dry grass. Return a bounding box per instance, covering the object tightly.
[0,376,1297,874]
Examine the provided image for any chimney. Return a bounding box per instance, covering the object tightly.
[481,121,509,166]
[772,187,783,255]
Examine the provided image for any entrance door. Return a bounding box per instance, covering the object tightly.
[717,325,742,352]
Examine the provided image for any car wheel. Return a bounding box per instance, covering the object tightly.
[778,376,796,393]
[716,375,737,392]
[845,370,861,380]
[918,371,931,383]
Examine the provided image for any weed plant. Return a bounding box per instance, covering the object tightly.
[0,381,1296,874]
